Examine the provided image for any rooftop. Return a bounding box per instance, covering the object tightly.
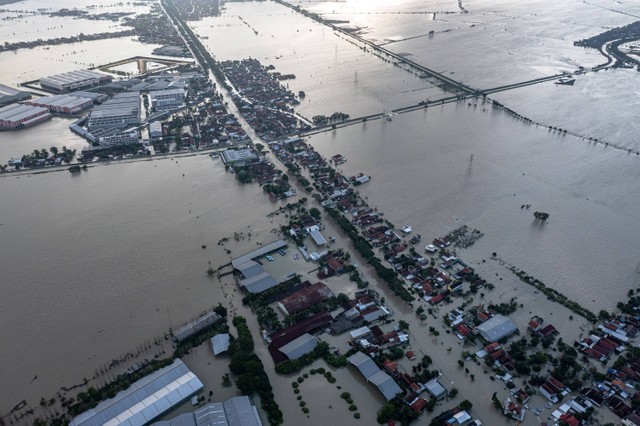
[230,240,287,269]
[70,359,203,426]
[277,333,318,360]
[277,282,334,315]
[475,314,518,342]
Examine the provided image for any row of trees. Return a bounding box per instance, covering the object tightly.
[228,316,283,425]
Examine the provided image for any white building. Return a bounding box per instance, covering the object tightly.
[40,69,112,93]
[149,121,163,140]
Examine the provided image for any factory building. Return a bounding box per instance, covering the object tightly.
[24,95,93,114]
[40,69,113,93]
[87,91,140,130]
[0,84,31,107]
[149,88,186,110]
[69,359,203,426]
[0,103,51,129]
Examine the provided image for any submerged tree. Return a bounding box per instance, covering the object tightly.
[533,211,550,222]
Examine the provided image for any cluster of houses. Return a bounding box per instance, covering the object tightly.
[579,342,640,424]
[330,292,392,335]
[347,350,452,417]
[220,59,310,141]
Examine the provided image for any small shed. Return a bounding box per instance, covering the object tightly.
[211,333,230,355]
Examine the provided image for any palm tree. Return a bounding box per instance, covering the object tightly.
[50,146,59,156]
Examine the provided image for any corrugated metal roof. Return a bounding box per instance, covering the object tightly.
[151,397,261,426]
[475,314,518,342]
[347,352,380,378]
[223,397,262,426]
[239,272,277,294]
[367,370,402,401]
[210,334,230,355]
[234,260,263,279]
[231,240,287,268]
[278,333,317,360]
[70,359,203,426]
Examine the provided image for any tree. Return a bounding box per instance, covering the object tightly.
[309,207,321,220]
[376,402,396,424]
[398,320,409,331]
[459,399,473,411]
[50,146,59,156]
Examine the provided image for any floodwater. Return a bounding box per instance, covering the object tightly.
[0,155,288,414]
[0,0,151,43]
[306,102,640,313]
[190,1,447,119]
[1,0,640,422]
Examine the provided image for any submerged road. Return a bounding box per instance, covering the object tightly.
[272,0,478,97]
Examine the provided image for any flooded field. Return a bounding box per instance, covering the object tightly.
[305,102,640,313]
[0,0,152,43]
[190,1,447,119]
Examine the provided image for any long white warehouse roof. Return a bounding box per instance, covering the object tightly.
[70,359,203,426]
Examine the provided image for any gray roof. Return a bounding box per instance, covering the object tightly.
[348,352,403,401]
[221,149,258,165]
[278,333,317,360]
[211,334,230,355]
[194,403,227,425]
[223,396,262,426]
[231,240,287,268]
[309,229,327,246]
[173,311,222,343]
[239,272,277,294]
[367,370,403,401]
[234,260,263,279]
[347,352,380,379]
[0,103,48,122]
[152,396,261,426]
[70,359,203,426]
[154,413,198,426]
[425,378,446,398]
[475,314,518,342]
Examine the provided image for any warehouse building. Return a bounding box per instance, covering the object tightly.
[347,351,403,401]
[277,333,318,360]
[277,282,334,316]
[0,103,51,129]
[70,359,203,426]
[87,92,140,130]
[149,88,186,110]
[24,94,93,114]
[220,149,258,166]
[475,314,518,342]
[0,84,31,107]
[40,69,112,93]
[153,396,262,426]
